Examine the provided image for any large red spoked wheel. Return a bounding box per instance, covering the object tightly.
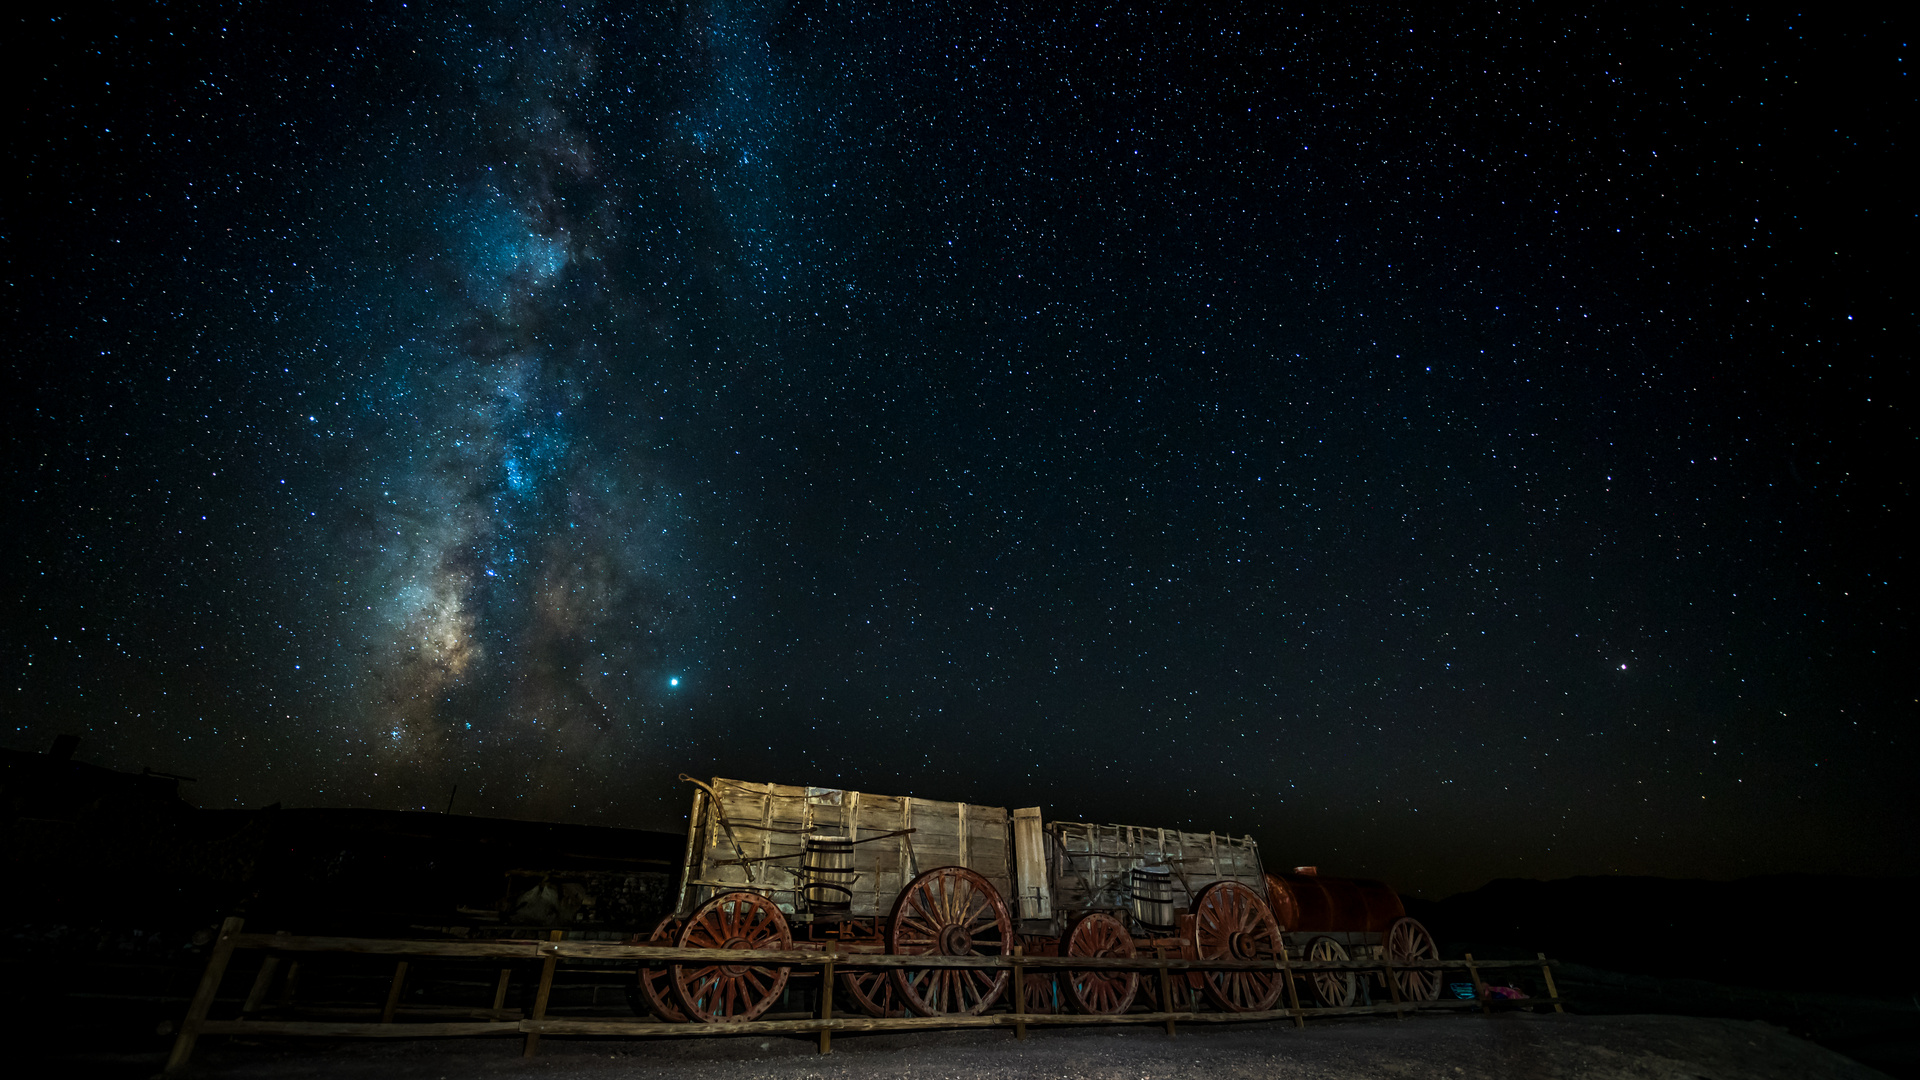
[839,967,906,1017]
[634,915,686,1021]
[1063,912,1138,1014]
[887,866,1013,1016]
[1190,881,1285,1012]
[671,892,792,1022]
[1383,916,1442,1001]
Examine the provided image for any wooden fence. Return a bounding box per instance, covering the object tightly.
[166,917,1563,1072]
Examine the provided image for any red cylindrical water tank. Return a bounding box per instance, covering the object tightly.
[1265,870,1405,934]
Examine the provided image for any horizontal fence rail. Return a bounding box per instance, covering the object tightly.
[166,918,1564,1072]
[227,931,1547,972]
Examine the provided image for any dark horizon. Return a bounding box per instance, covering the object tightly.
[6,1,1910,900]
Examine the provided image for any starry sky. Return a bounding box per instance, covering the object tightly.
[6,1,1910,897]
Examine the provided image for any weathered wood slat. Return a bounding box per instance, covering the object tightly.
[528,999,1495,1036]
[230,933,1549,973]
[235,934,544,958]
[194,997,1557,1043]
[243,1004,519,1020]
[197,1020,520,1037]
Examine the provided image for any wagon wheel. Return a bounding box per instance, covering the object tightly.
[1063,912,1139,1014]
[838,967,906,1017]
[1306,936,1356,1007]
[1140,969,1192,1012]
[1189,881,1284,1012]
[887,866,1013,1016]
[1022,970,1060,1014]
[1140,940,1198,1011]
[1383,916,1442,1001]
[670,892,792,1023]
[1015,935,1060,1014]
[632,915,686,1021]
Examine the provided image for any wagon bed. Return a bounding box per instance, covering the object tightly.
[673,777,1011,921]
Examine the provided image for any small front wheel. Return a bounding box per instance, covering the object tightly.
[1063,912,1138,1014]
[1383,916,1442,1001]
[633,915,686,1021]
[1306,935,1355,1007]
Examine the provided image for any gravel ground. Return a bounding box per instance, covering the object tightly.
[131,1013,1887,1080]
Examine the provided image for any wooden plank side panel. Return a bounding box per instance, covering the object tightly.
[1011,808,1051,921]
[843,793,906,920]
[1046,820,1266,919]
[694,779,1017,921]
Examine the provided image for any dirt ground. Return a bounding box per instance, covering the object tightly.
[76,1012,1890,1080]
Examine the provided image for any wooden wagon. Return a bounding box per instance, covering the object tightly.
[634,775,1438,1023]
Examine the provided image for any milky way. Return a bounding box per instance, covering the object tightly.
[9,2,1909,896]
[327,1,808,809]
[341,5,678,806]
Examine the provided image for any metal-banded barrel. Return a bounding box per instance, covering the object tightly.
[802,834,855,916]
[1129,865,1176,929]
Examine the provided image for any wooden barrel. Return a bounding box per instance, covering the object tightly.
[1129,865,1176,929]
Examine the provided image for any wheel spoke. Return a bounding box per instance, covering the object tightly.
[968,968,994,1000]
[929,969,948,1011]
[960,892,987,927]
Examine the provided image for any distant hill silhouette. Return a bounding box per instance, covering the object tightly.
[1406,874,1920,996]
[2,743,685,934]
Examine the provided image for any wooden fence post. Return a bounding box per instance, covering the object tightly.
[240,932,288,1017]
[1011,946,1027,1041]
[1277,943,1305,1028]
[1463,953,1490,1015]
[1155,947,1178,1038]
[1378,950,1405,1020]
[1537,953,1564,1013]
[277,960,302,1008]
[818,945,835,1055]
[523,930,562,1058]
[491,967,513,1017]
[164,915,245,1073]
[380,960,410,1023]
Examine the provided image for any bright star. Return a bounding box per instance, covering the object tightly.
[669,676,680,688]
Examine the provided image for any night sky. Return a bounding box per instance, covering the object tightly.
[7,2,1910,898]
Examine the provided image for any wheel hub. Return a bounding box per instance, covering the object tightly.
[938,925,974,954]
[721,933,753,977]
[1228,930,1258,959]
